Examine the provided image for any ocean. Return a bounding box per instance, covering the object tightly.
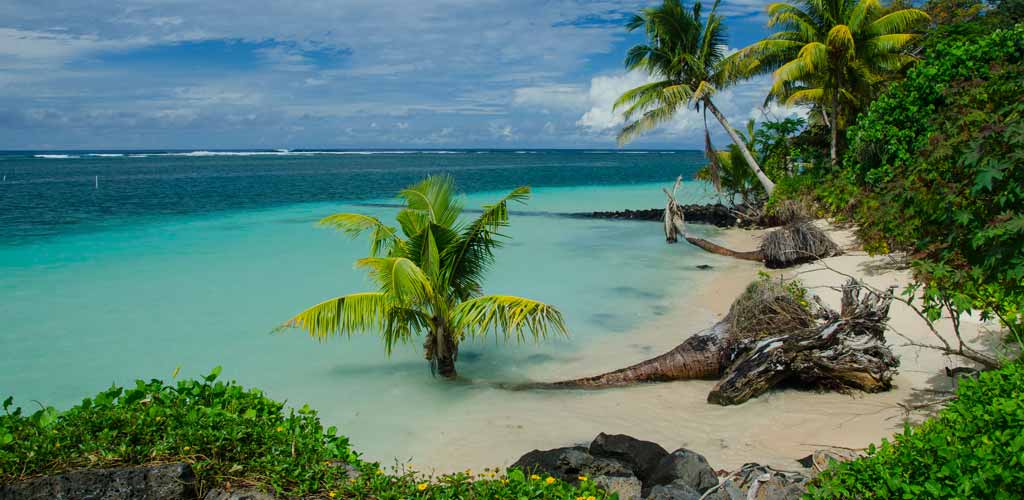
[0,149,739,469]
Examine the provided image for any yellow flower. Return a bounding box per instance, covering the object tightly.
[417,483,428,491]
[275,426,283,432]
[578,475,588,482]
[530,474,541,481]
[328,492,336,498]
[376,468,385,475]
[183,446,191,452]
[501,479,509,485]
[545,477,556,485]
[465,468,473,476]
[577,497,586,500]
[587,496,597,500]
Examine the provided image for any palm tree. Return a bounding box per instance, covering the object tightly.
[728,0,930,165]
[281,175,567,379]
[616,0,777,195]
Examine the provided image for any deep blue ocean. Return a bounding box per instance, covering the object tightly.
[0,149,704,245]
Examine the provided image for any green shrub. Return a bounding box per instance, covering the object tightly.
[831,25,1024,337]
[807,362,1024,499]
[0,369,612,499]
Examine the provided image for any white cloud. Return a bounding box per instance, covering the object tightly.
[512,84,589,111]
[575,70,653,132]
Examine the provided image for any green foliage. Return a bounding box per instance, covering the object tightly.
[0,368,358,495]
[343,467,611,500]
[845,25,1024,188]
[839,25,1024,338]
[807,361,1024,499]
[0,370,613,499]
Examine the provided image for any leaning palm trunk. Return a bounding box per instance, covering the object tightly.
[685,222,841,268]
[549,279,898,406]
[703,97,775,196]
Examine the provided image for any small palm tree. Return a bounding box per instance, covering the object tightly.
[616,0,777,195]
[696,119,762,206]
[282,175,567,379]
[728,0,930,165]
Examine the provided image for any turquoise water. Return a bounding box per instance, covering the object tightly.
[0,150,736,466]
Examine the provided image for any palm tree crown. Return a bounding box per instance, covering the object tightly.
[728,0,930,164]
[282,175,567,379]
[616,0,777,195]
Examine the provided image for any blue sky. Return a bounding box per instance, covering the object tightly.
[0,0,793,150]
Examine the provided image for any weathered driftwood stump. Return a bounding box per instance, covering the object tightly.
[548,279,899,406]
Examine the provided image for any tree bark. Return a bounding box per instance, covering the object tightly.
[703,97,775,196]
[683,235,764,262]
[426,324,459,379]
[830,94,839,167]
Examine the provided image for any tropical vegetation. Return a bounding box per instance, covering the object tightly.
[807,361,1024,499]
[0,369,611,499]
[282,175,568,379]
[615,0,777,195]
[728,0,931,165]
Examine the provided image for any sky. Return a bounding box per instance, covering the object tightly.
[0,0,798,150]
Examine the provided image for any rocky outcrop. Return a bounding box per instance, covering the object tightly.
[646,449,719,494]
[589,433,669,483]
[0,463,196,500]
[511,434,811,500]
[584,204,748,228]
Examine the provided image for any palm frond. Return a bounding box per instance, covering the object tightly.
[453,295,568,343]
[443,186,530,299]
[866,9,930,36]
[282,292,390,341]
[355,257,434,304]
[398,175,463,228]
[318,213,401,257]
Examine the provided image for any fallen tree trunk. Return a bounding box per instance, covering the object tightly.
[684,236,763,262]
[547,279,898,406]
[684,221,842,269]
[550,322,729,387]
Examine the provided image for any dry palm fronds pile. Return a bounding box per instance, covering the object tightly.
[760,222,842,268]
[724,278,817,342]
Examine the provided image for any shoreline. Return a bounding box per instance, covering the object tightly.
[387,220,994,475]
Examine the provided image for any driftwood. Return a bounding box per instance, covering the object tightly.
[684,221,842,268]
[663,176,686,243]
[548,279,899,406]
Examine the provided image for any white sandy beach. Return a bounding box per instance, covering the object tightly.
[393,221,999,475]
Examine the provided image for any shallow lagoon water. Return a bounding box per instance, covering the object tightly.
[1,151,740,468]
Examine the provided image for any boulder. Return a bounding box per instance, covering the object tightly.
[701,480,745,500]
[646,449,718,494]
[592,475,642,500]
[0,463,196,500]
[203,488,279,500]
[510,446,632,483]
[588,433,668,482]
[645,480,702,500]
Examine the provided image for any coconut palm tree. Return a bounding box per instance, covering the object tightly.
[616,0,777,195]
[727,0,930,165]
[281,175,567,379]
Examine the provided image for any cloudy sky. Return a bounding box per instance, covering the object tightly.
[0,0,791,150]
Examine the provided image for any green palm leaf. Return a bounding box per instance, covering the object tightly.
[283,292,390,341]
[453,295,568,343]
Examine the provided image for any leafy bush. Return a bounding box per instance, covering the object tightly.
[807,361,1024,499]
[0,369,612,499]
[831,25,1024,340]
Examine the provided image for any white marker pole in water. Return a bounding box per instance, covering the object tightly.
[95,176,99,189]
